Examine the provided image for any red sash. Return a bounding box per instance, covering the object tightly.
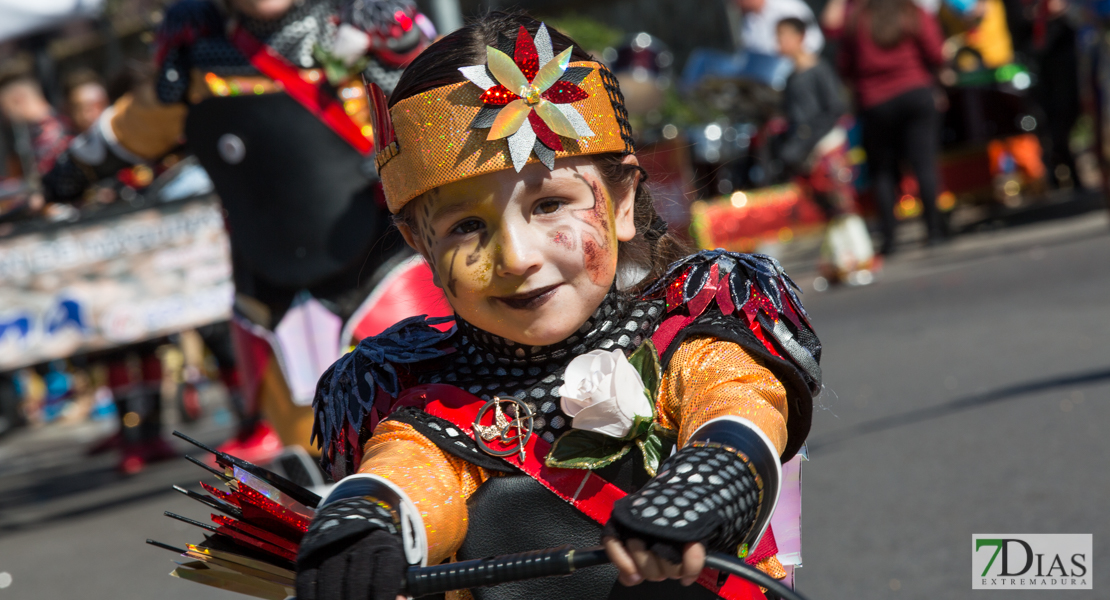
[397,384,772,600]
[228,25,373,155]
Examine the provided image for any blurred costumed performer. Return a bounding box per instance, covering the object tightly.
[45,0,447,470]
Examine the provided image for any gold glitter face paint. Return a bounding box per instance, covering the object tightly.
[403,157,634,346]
[418,182,499,300]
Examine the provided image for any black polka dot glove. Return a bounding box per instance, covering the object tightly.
[606,443,762,563]
[295,497,406,600]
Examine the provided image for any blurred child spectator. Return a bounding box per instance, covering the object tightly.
[62,69,109,134]
[736,0,824,56]
[87,342,177,474]
[0,71,71,176]
[826,0,948,254]
[777,17,876,283]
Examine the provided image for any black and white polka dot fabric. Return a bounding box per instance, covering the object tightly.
[298,496,399,563]
[609,443,760,555]
[417,292,664,446]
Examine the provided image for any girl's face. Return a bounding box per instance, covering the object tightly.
[399,156,638,346]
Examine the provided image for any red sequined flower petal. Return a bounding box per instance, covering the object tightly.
[543,81,588,104]
[514,25,539,82]
[529,110,564,152]
[480,85,517,106]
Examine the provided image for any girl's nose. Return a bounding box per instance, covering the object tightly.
[494,224,543,278]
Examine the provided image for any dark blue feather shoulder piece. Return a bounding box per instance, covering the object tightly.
[311,315,455,478]
[643,250,821,393]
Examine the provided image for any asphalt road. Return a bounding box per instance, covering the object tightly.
[0,204,1107,600]
[798,208,1110,599]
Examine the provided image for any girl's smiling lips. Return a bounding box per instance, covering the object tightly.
[494,283,562,310]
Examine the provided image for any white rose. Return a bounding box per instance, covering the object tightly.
[332,24,371,66]
[558,349,652,439]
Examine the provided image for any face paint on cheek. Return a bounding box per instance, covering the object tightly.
[551,230,576,251]
[572,176,613,245]
[582,236,609,285]
[441,246,460,298]
[572,174,619,285]
[465,229,492,267]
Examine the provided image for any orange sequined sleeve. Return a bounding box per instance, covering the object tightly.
[358,420,493,565]
[656,336,790,455]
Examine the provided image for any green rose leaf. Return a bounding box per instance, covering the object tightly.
[545,429,632,470]
[623,414,654,441]
[627,339,661,400]
[636,432,664,477]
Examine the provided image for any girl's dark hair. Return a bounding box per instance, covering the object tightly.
[390,11,690,291]
[851,0,920,48]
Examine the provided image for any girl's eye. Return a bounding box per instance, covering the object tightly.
[450,219,483,235]
[535,199,564,215]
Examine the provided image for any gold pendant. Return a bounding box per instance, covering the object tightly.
[473,397,534,463]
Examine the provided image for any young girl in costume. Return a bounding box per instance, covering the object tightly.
[296,13,822,600]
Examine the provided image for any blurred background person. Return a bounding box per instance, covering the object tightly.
[42,0,440,468]
[61,68,109,134]
[777,16,876,284]
[1031,0,1080,189]
[827,0,948,254]
[0,70,70,179]
[736,0,825,56]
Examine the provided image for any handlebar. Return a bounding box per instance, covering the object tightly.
[401,545,811,600]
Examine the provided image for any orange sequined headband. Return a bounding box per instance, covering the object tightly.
[371,24,631,213]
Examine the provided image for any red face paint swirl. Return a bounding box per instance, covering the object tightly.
[571,174,615,286]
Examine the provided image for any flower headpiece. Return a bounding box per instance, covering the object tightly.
[371,22,631,213]
[459,24,595,171]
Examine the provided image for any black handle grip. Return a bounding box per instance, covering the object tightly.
[402,546,812,600]
[404,545,609,598]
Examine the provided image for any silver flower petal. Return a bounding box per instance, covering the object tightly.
[554,103,595,138]
[535,23,554,66]
[508,119,538,172]
[459,65,497,90]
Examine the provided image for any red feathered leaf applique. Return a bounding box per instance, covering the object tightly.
[687,263,720,318]
[479,84,517,106]
[666,269,689,311]
[529,111,564,151]
[543,81,588,104]
[513,25,539,81]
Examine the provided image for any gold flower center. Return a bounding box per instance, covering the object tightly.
[522,84,543,106]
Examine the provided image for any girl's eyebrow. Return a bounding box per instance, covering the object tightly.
[429,199,473,223]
